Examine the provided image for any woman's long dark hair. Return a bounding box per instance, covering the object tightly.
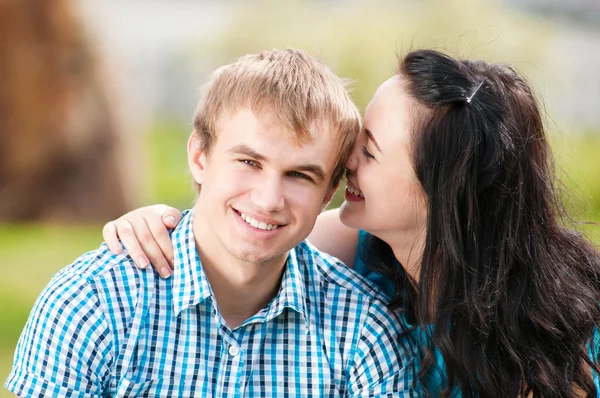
[374,49,600,397]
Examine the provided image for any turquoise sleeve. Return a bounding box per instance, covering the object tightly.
[353,230,397,299]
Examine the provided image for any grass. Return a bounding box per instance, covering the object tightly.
[1,123,599,397]
[0,224,102,395]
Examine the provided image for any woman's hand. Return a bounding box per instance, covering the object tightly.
[102,205,182,278]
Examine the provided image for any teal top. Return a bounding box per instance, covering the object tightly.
[353,229,600,396]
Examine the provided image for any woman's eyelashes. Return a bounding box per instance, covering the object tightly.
[361,145,375,160]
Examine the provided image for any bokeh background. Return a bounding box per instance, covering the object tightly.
[1,0,599,393]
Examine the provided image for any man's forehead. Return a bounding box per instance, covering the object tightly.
[226,138,334,164]
[220,106,337,142]
[217,106,339,166]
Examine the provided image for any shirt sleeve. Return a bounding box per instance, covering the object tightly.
[346,301,420,397]
[5,268,113,397]
[353,230,397,300]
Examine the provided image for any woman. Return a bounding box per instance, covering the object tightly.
[103,49,600,397]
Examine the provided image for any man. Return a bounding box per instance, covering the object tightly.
[6,49,417,397]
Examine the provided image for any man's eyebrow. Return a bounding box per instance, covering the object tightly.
[228,144,266,161]
[295,164,326,184]
[365,129,382,152]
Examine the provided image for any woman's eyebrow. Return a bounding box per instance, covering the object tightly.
[365,129,382,153]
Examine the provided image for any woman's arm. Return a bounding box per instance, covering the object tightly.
[102,206,359,277]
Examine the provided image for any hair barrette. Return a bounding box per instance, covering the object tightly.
[466,79,485,104]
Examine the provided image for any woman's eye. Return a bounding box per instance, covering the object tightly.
[361,145,375,160]
[241,159,259,167]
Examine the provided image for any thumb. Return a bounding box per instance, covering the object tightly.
[158,206,182,228]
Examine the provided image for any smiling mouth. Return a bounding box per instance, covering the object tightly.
[345,183,364,198]
[234,209,284,231]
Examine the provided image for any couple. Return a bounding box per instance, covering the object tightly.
[8,48,600,397]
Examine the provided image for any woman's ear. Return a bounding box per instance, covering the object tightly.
[188,131,208,185]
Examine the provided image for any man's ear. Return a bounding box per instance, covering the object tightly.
[188,132,208,185]
[321,181,340,212]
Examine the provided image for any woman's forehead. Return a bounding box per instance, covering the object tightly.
[363,77,416,146]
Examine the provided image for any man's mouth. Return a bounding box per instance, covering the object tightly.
[234,209,284,231]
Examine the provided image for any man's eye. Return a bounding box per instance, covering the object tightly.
[289,171,313,182]
[361,145,375,160]
[241,159,259,167]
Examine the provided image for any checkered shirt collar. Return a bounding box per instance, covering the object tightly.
[171,208,309,324]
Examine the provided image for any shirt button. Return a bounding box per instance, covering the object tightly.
[228,345,240,357]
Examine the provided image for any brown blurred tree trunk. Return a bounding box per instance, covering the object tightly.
[0,0,133,222]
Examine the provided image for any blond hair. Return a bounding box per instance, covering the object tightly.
[193,48,360,189]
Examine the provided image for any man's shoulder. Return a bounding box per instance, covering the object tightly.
[56,243,156,286]
[292,241,409,360]
[42,243,162,320]
[293,240,391,305]
[4,244,153,398]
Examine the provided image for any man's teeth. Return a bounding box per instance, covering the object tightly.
[346,185,364,198]
[241,213,279,230]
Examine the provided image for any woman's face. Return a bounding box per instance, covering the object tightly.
[339,76,427,243]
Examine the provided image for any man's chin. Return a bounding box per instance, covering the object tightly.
[228,246,282,266]
[226,232,299,265]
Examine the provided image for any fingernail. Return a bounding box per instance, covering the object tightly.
[138,256,149,269]
[160,267,171,279]
[165,216,176,227]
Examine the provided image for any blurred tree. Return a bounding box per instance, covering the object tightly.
[0,0,134,222]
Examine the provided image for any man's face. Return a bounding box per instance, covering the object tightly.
[189,107,339,267]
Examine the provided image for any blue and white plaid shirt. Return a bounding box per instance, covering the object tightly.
[6,209,418,397]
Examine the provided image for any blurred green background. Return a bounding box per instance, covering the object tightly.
[1,0,599,394]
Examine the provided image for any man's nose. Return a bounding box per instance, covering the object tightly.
[345,141,361,172]
[250,176,285,213]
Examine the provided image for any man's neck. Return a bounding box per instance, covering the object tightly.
[192,212,287,329]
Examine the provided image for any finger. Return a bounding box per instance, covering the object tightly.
[137,216,173,277]
[150,204,182,229]
[102,221,123,254]
[145,212,176,269]
[114,218,150,270]
[127,216,173,278]
[161,207,182,229]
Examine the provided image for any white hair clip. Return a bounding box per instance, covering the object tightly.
[466,79,485,104]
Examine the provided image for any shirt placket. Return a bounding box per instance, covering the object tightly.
[212,305,244,397]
